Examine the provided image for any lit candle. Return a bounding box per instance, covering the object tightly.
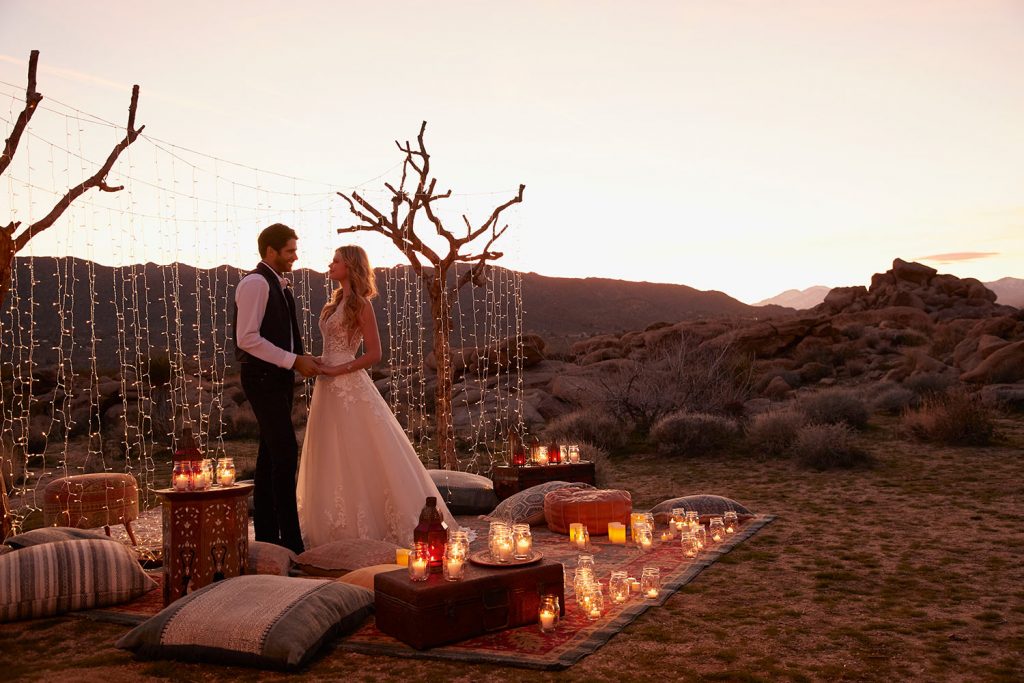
[218,469,235,486]
[640,536,653,551]
[569,523,584,543]
[173,473,189,492]
[496,540,513,562]
[590,607,601,618]
[516,536,532,557]
[628,578,640,593]
[660,531,673,542]
[410,557,428,579]
[575,532,588,550]
[646,588,659,599]
[608,522,626,544]
[396,548,410,567]
[540,609,556,630]
[446,556,463,574]
[712,531,723,542]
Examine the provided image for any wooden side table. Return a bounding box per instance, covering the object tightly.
[491,462,596,501]
[155,483,253,606]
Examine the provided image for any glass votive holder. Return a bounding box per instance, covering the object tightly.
[532,444,549,466]
[671,507,686,531]
[609,570,629,604]
[573,568,594,603]
[573,526,590,552]
[216,457,236,486]
[192,458,212,491]
[172,461,190,491]
[443,547,465,582]
[694,524,707,550]
[685,510,699,530]
[640,567,661,600]
[488,521,510,558]
[630,513,646,543]
[513,523,533,559]
[539,594,560,633]
[709,517,725,543]
[724,510,739,534]
[577,553,595,574]
[493,531,514,564]
[408,543,430,582]
[584,583,604,620]
[567,444,580,463]
[680,530,699,558]
[635,523,654,552]
[448,529,470,557]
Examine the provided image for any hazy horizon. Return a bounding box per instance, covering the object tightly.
[2,0,1022,304]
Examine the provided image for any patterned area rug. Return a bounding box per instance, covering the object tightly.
[334,513,775,670]
[80,513,774,670]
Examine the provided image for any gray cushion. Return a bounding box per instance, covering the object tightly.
[116,575,373,670]
[248,541,297,576]
[650,495,752,525]
[485,481,594,525]
[1,538,156,622]
[4,526,113,549]
[428,469,499,515]
[295,538,400,578]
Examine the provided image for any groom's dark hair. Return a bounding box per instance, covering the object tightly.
[258,223,298,257]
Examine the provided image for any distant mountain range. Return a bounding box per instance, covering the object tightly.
[755,278,1024,309]
[0,258,781,369]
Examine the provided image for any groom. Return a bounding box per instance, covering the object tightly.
[233,223,319,554]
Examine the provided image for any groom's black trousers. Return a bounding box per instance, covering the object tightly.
[241,364,304,554]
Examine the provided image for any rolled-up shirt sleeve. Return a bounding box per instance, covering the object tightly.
[235,274,298,370]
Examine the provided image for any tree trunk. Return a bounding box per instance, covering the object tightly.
[430,272,457,469]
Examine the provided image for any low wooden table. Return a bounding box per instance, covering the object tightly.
[491,462,596,501]
[155,483,253,606]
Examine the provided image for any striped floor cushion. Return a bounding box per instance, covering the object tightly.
[4,526,113,549]
[117,575,374,670]
[0,538,156,622]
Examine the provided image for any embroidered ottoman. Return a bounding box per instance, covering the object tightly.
[43,473,139,545]
[544,487,632,536]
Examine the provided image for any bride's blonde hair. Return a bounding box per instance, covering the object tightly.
[322,245,378,334]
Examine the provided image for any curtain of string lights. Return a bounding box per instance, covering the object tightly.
[0,82,524,535]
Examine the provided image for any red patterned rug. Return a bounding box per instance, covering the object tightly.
[80,514,774,670]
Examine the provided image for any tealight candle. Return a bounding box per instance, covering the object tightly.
[516,536,532,557]
[540,609,556,630]
[608,522,626,544]
[496,540,513,562]
[569,523,584,543]
[173,473,189,492]
[628,578,640,593]
[396,548,410,566]
[645,589,659,599]
[410,557,428,580]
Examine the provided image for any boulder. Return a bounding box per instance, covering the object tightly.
[891,258,936,286]
[762,375,793,399]
[960,341,1024,384]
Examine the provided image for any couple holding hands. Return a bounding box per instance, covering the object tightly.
[233,223,457,554]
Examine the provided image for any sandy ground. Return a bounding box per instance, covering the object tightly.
[2,415,1022,682]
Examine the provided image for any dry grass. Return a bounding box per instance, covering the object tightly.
[3,414,1023,682]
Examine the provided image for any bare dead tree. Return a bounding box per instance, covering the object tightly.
[0,50,144,538]
[337,121,524,470]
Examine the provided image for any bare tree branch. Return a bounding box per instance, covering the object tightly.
[0,50,43,178]
[13,84,144,252]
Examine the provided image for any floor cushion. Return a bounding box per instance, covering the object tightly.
[544,488,632,535]
[484,481,594,525]
[3,526,113,549]
[248,541,297,576]
[116,575,373,670]
[0,538,156,622]
[42,472,139,529]
[650,494,753,525]
[428,469,499,515]
[336,563,403,591]
[295,538,400,578]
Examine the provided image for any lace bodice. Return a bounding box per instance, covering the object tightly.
[319,311,362,364]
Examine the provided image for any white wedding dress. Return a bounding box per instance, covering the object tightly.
[296,310,457,550]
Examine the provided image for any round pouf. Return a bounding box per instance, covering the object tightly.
[42,473,139,545]
[544,488,632,536]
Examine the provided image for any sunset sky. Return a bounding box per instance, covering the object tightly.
[1,0,1022,303]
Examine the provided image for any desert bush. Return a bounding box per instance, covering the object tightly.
[797,388,869,429]
[904,372,954,398]
[596,337,753,436]
[225,410,260,440]
[871,384,919,415]
[543,408,628,452]
[902,388,996,446]
[745,408,806,457]
[792,423,872,470]
[648,411,740,456]
[578,441,611,488]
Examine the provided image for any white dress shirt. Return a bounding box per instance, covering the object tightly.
[234,262,298,370]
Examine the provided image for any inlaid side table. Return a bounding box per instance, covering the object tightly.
[155,483,253,606]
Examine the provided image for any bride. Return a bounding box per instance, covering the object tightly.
[296,245,458,549]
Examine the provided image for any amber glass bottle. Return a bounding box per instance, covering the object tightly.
[413,496,447,572]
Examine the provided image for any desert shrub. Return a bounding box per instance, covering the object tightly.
[902,388,996,446]
[649,411,740,456]
[792,423,872,470]
[745,408,805,457]
[904,372,954,398]
[871,384,919,415]
[578,441,611,488]
[597,337,753,436]
[543,408,628,452]
[225,410,260,440]
[797,388,869,429]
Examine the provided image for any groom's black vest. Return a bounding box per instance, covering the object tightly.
[232,263,304,370]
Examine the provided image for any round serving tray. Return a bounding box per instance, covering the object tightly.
[468,549,543,568]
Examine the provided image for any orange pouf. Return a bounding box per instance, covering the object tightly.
[42,473,139,545]
[543,488,632,536]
